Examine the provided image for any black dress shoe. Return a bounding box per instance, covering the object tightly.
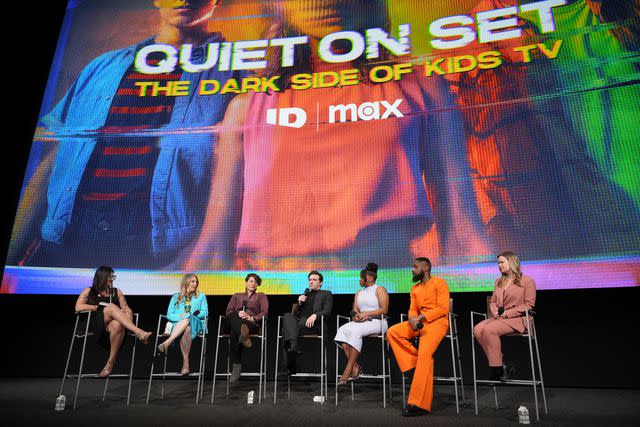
[287,348,301,357]
[279,368,296,376]
[502,361,516,381]
[286,349,300,374]
[489,366,504,382]
[402,404,430,417]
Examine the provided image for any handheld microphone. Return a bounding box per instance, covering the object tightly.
[193,310,200,317]
[300,288,310,305]
[241,300,247,312]
[497,306,505,316]
[416,322,424,330]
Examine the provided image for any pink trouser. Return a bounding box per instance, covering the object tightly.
[473,318,517,366]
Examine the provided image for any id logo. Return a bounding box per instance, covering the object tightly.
[266,108,307,129]
[266,99,404,129]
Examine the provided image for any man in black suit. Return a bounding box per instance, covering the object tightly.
[282,270,333,374]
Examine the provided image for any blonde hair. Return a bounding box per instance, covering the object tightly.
[177,273,199,304]
[497,251,522,287]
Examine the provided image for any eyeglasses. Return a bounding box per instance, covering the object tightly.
[107,275,117,281]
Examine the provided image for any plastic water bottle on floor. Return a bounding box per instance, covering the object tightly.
[247,390,254,404]
[518,406,530,424]
[55,395,66,411]
[164,322,173,335]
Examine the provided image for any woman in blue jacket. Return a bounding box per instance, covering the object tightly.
[157,273,208,375]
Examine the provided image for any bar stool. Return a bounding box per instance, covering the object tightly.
[335,314,392,407]
[471,296,547,420]
[59,311,139,409]
[211,315,268,404]
[273,313,328,403]
[145,315,208,404]
[400,298,465,413]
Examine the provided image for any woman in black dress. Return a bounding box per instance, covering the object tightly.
[74,266,152,377]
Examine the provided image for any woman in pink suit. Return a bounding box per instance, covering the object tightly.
[473,251,536,381]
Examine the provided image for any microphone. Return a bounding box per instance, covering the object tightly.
[300,288,310,305]
[241,300,247,312]
[193,310,200,317]
[416,322,424,330]
[497,306,505,316]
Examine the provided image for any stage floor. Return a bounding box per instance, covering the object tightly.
[1,378,638,425]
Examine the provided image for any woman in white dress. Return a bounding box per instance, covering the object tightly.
[334,263,389,385]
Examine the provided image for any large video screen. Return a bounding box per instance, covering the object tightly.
[2,0,639,295]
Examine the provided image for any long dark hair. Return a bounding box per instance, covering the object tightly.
[90,266,114,298]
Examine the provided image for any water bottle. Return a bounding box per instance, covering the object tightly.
[247,390,254,404]
[164,321,173,335]
[518,405,530,424]
[313,395,325,403]
[55,395,66,411]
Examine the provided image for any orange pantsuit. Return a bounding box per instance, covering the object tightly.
[388,277,450,411]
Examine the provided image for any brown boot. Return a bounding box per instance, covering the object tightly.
[239,324,252,348]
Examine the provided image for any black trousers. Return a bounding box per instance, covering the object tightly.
[223,311,260,363]
[282,313,320,349]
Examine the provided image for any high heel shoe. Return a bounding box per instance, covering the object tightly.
[138,331,152,345]
[348,365,362,381]
[99,362,114,378]
[180,366,190,376]
[337,377,348,386]
[157,342,167,354]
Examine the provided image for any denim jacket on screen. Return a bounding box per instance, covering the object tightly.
[41,36,242,262]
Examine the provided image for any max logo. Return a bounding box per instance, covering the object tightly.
[266,99,404,128]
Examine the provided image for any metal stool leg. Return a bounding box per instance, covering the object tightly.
[402,373,406,410]
[471,315,478,415]
[320,318,325,403]
[274,316,281,404]
[258,324,266,404]
[226,339,230,398]
[324,344,329,400]
[146,317,162,404]
[196,333,206,404]
[264,320,268,402]
[381,334,386,408]
[334,340,338,406]
[211,317,223,403]
[454,318,465,403]
[533,323,548,414]
[127,318,139,405]
[60,315,79,402]
[526,319,540,421]
[386,344,393,402]
[73,314,92,410]
[448,317,459,413]
[103,376,110,401]
[161,347,168,399]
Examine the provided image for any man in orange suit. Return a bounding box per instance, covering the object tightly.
[388,257,450,417]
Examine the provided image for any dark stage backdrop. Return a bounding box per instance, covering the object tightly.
[0,289,638,388]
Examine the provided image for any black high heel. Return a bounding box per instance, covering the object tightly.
[489,366,504,381]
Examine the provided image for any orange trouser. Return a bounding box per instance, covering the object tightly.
[388,320,448,411]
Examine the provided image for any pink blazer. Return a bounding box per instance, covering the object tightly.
[489,274,536,333]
